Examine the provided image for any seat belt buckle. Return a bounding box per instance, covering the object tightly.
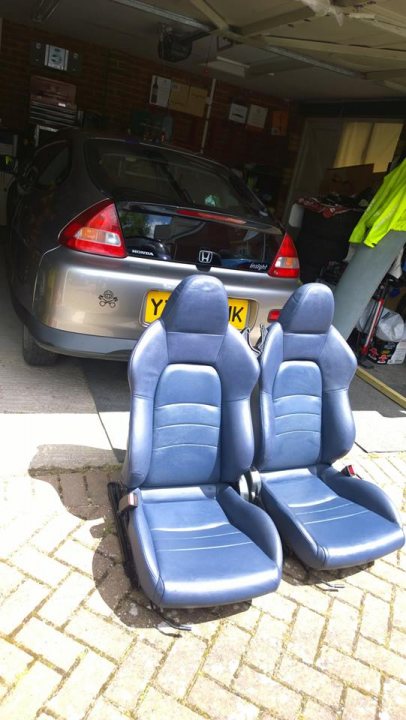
[118,492,138,514]
[341,464,362,479]
[242,468,262,502]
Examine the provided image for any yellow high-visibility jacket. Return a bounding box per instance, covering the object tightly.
[350,158,406,247]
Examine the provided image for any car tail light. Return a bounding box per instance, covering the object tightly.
[268,233,299,278]
[176,208,247,225]
[59,200,127,258]
[267,309,281,322]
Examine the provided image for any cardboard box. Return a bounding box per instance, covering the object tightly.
[187,86,207,117]
[320,164,374,196]
[168,82,189,112]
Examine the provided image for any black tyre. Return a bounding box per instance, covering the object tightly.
[22,325,58,366]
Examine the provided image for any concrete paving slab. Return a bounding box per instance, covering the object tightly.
[80,359,129,461]
[0,413,117,477]
[98,412,129,461]
[350,377,406,453]
[79,359,129,414]
[352,410,406,453]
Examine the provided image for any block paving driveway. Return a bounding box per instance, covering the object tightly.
[0,450,405,720]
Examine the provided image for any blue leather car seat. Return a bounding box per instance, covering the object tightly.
[255,283,404,570]
[121,274,282,608]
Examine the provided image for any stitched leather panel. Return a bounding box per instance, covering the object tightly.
[267,361,322,470]
[146,364,221,487]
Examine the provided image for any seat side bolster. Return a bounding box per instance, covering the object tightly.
[322,470,404,527]
[257,323,284,471]
[217,486,283,572]
[131,495,164,604]
[123,321,168,489]
[260,482,327,569]
[220,399,256,484]
[319,329,357,464]
[320,389,356,463]
[319,326,357,390]
[123,396,154,489]
[215,327,259,483]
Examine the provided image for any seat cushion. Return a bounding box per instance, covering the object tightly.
[261,471,404,570]
[128,487,281,607]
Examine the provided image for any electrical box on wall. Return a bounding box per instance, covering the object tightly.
[30,42,82,74]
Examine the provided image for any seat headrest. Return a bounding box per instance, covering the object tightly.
[278,283,334,335]
[161,274,229,334]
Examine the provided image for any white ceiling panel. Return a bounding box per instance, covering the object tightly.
[0,0,405,99]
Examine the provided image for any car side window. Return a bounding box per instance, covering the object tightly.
[35,142,70,190]
[19,142,70,193]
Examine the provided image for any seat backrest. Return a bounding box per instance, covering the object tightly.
[123,274,259,490]
[256,283,357,473]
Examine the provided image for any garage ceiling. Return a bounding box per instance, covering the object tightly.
[1,0,406,99]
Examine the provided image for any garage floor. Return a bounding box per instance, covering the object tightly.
[371,363,406,399]
[0,230,405,720]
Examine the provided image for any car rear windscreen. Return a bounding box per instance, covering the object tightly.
[85,139,265,218]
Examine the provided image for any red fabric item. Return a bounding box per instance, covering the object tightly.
[298,197,354,219]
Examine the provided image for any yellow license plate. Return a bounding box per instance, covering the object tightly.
[144,290,249,330]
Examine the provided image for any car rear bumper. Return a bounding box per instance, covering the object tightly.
[25,247,297,359]
[14,295,136,360]
[34,320,137,360]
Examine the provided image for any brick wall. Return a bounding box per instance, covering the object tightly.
[0,19,303,213]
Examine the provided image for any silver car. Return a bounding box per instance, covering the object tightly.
[7,129,299,365]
